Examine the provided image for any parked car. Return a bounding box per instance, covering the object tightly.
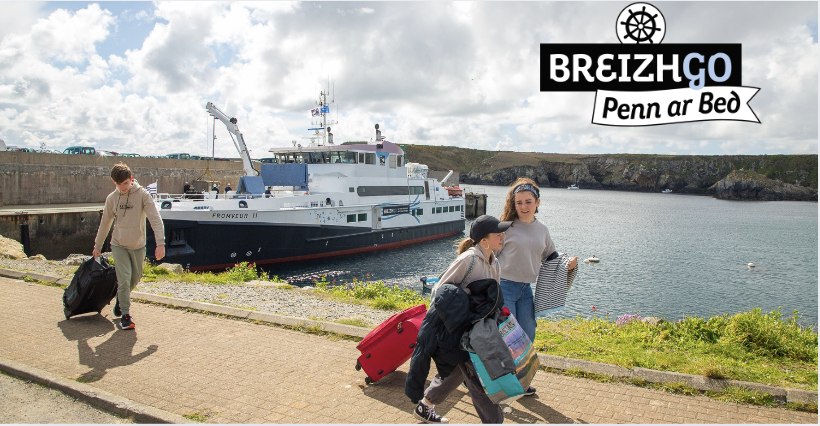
[165,153,191,159]
[119,153,140,157]
[97,150,118,156]
[63,146,96,155]
[7,146,36,152]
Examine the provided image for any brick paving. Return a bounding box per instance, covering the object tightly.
[0,276,816,424]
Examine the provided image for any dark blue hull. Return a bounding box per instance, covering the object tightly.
[146,219,465,271]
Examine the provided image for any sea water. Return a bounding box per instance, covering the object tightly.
[262,185,818,327]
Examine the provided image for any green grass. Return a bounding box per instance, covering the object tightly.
[182,410,213,422]
[335,318,370,328]
[312,276,427,311]
[536,307,818,391]
[141,261,285,285]
[22,276,66,289]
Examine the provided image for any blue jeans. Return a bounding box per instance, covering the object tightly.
[499,278,536,342]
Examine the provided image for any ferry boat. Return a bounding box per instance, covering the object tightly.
[147,93,465,271]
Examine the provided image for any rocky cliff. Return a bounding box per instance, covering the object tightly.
[402,145,817,201]
[711,170,818,201]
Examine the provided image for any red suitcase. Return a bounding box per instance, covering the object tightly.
[355,304,427,384]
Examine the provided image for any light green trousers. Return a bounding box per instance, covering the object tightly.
[111,245,146,316]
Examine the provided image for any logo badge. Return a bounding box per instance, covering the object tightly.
[617,3,666,44]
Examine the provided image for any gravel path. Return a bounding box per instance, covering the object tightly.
[0,256,399,327]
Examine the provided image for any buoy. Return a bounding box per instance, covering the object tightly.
[747,262,755,267]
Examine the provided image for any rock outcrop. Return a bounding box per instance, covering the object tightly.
[711,170,818,201]
[0,235,27,259]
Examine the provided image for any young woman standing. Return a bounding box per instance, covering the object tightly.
[497,177,577,395]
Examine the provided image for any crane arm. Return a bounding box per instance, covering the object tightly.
[205,102,258,177]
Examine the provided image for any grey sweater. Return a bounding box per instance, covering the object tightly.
[497,218,556,284]
[94,182,166,251]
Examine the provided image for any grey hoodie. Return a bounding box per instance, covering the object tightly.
[94,181,165,251]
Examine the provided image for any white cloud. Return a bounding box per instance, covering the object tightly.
[0,1,816,156]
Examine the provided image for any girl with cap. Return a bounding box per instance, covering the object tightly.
[496,177,577,396]
[405,215,510,424]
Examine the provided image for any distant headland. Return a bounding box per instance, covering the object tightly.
[401,145,818,201]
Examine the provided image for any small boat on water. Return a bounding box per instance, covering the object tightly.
[147,91,465,271]
[661,189,672,193]
[567,184,579,190]
[747,262,755,267]
[586,256,600,263]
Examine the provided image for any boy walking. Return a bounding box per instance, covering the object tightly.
[93,163,165,330]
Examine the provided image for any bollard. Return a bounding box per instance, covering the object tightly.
[20,222,31,256]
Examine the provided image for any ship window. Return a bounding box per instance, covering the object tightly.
[449,206,454,212]
[365,153,376,164]
[344,151,357,163]
[308,152,324,164]
[431,208,435,214]
[349,187,354,192]
[347,214,356,223]
[356,186,411,196]
[456,205,461,211]
[359,153,365,163]
[415,208,423,216]
[389,154,397,168]
[239,201,248,208]
[358,213,367,222]
[397,155,403,166]
[410,186,424,195]
[436,207,442,214]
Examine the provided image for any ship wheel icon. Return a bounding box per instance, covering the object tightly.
[617,2,666,44]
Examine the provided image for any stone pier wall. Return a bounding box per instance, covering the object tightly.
[0,152,247,206]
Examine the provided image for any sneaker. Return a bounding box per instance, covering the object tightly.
[120,314,135,330]
[523,385,537,396]
[414,402,448,424]
[113,299,121,317]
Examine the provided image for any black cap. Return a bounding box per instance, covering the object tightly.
[470,215,512,243]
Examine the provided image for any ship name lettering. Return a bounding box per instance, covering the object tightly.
[212,213,249,219]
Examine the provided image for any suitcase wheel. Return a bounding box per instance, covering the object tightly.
[365,376,374,385]
[409,343,416,349]
[377,369,384,375]
[355,360,361,371]
[365,353,371,359]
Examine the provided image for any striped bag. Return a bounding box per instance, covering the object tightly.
[534,253,578,317]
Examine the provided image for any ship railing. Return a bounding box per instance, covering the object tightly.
[461,186,485,194]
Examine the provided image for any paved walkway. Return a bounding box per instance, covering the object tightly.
[0,276,816,424]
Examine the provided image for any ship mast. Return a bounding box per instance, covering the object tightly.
[308,85,337,146]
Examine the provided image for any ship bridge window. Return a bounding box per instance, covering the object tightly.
[364,153,376,164]
[308,152,325,164]
[410,186,424,195]
[389,154,397,168]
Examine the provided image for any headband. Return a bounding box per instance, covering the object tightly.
[514,183,539,198]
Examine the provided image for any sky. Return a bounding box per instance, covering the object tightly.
[0,1,817,158]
